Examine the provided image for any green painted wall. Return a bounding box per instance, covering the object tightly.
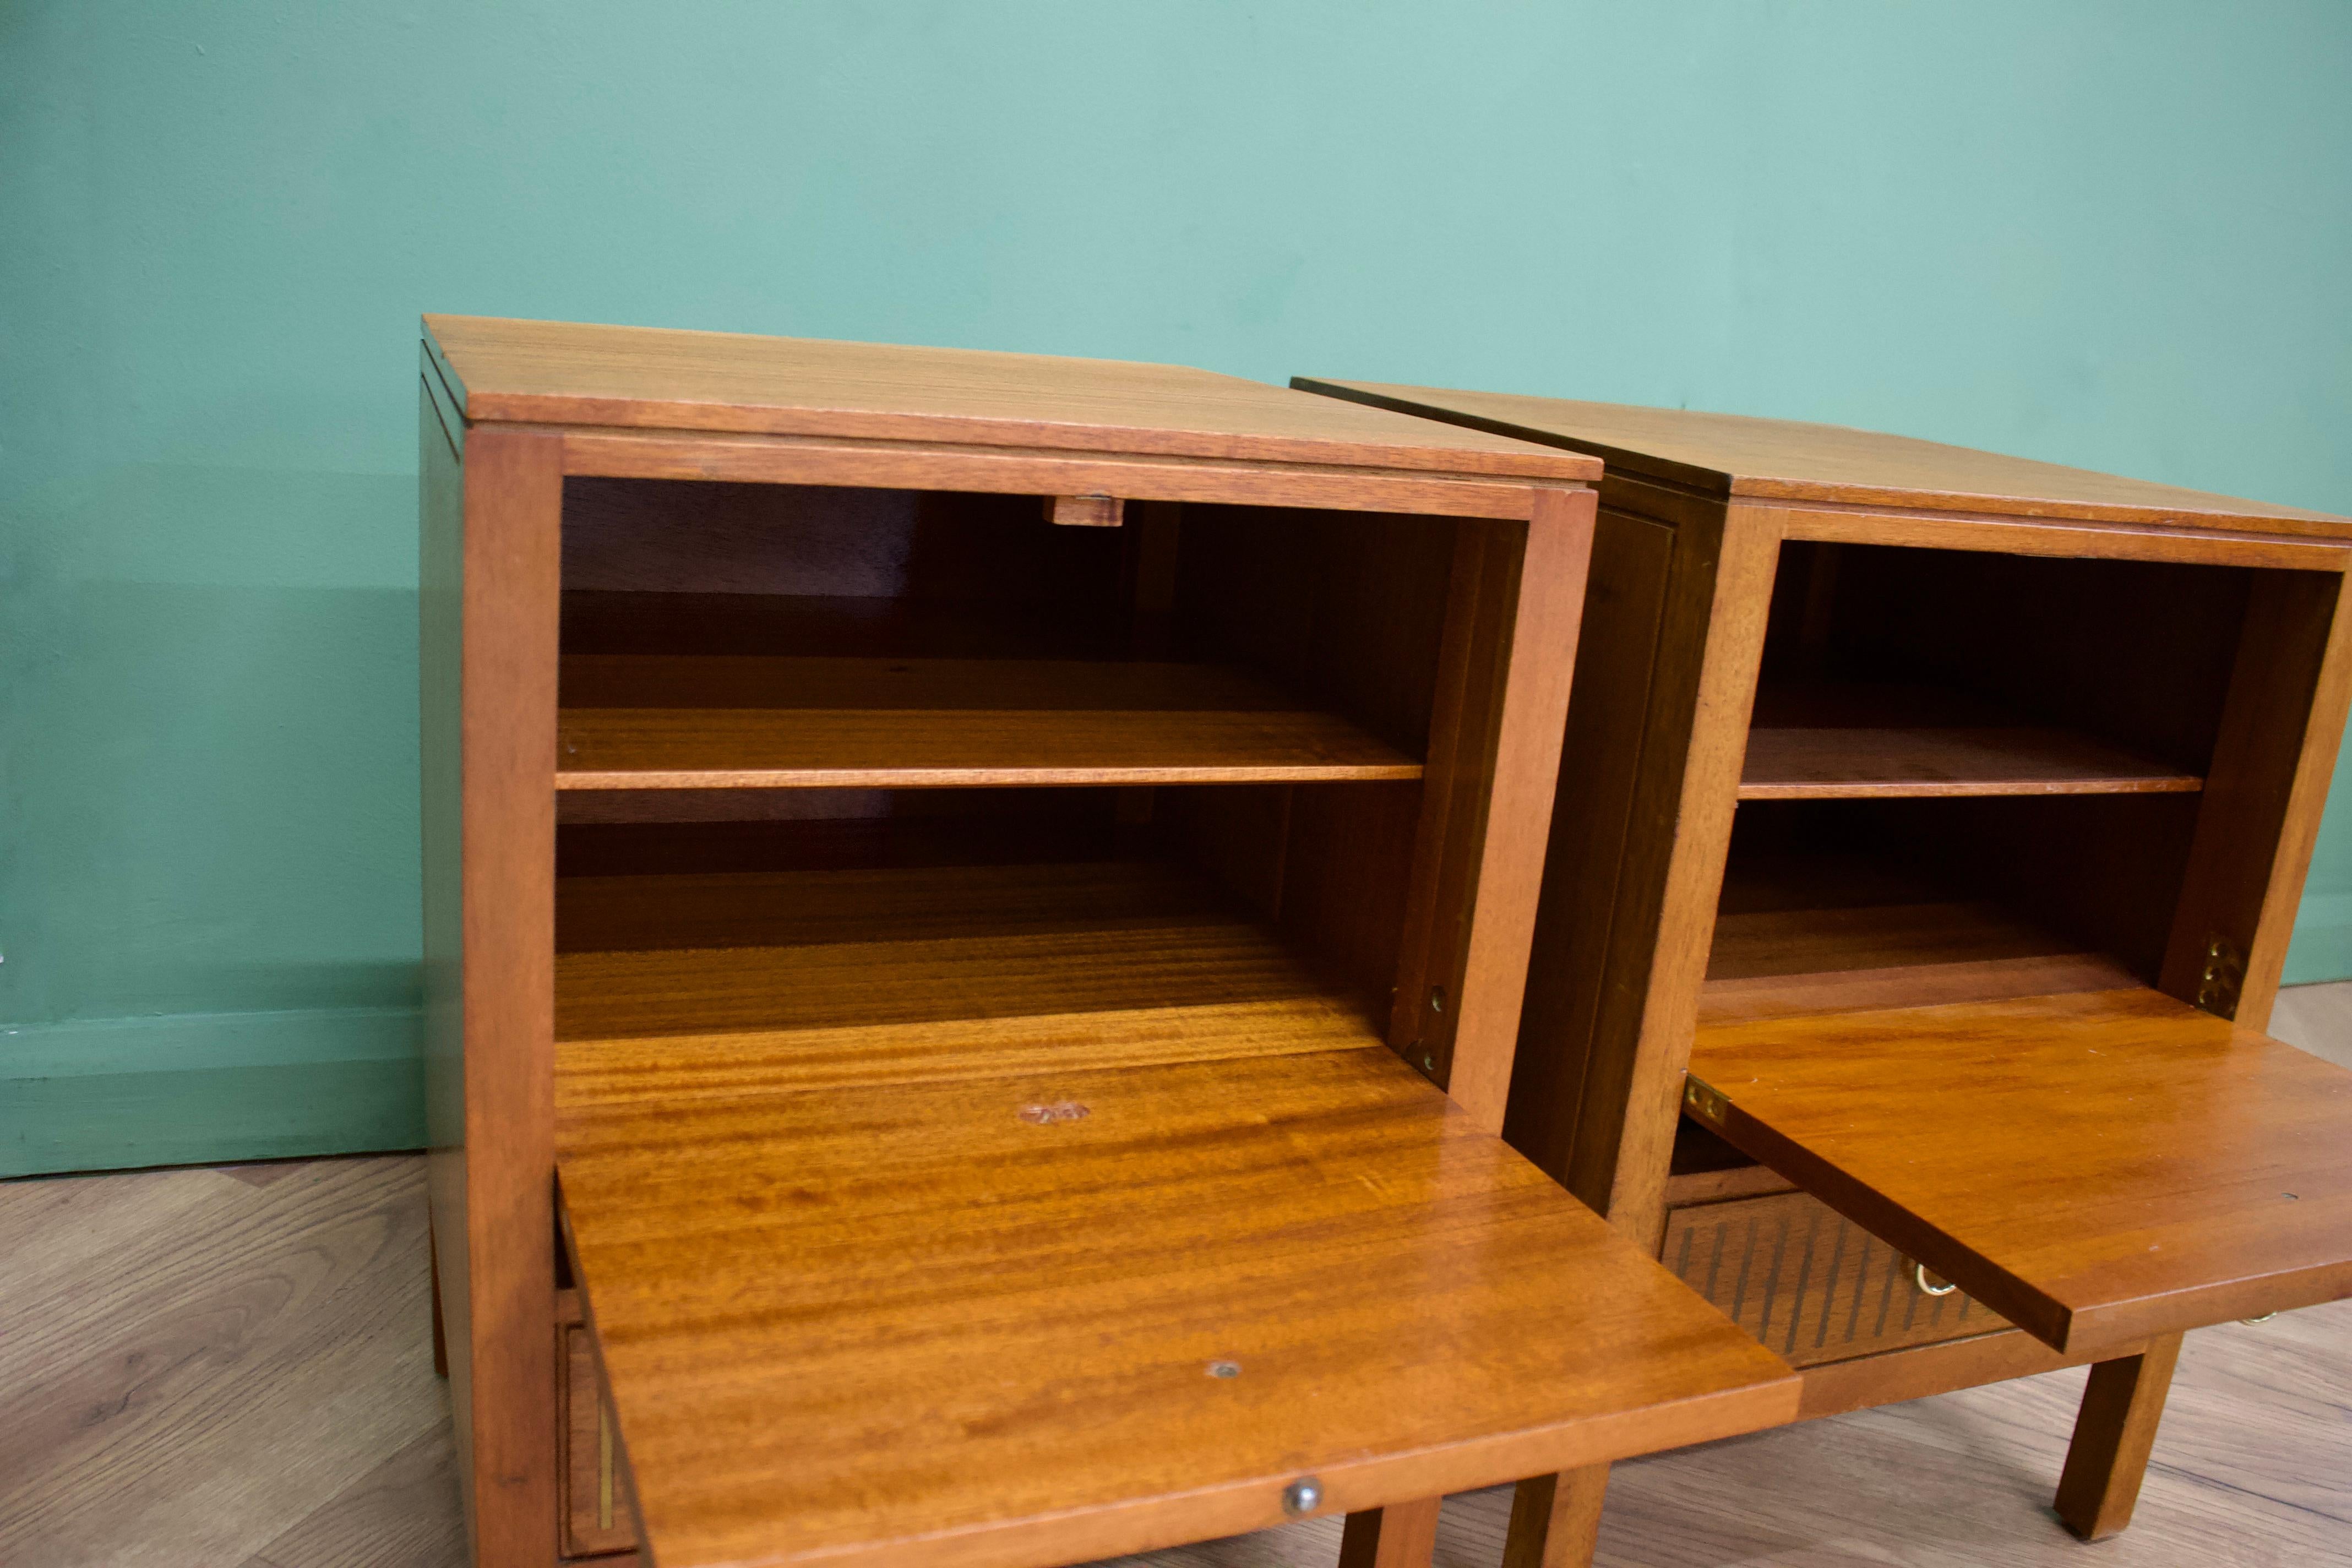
[7,2,2351,1175]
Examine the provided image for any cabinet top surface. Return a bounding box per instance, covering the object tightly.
[1297,379,2352,534]
[422,315,1597,483]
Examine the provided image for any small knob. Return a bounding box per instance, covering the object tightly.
[1282,1477,1323,1516]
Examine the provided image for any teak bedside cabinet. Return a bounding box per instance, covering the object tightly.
[420,318,1798,1568]
[1297,380,2352,1557]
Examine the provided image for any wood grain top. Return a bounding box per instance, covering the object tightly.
[1296,380,2352,534]
[424,316,1598,482]
[1685,986,2352,1353]
[558,1047,1795,1568]
[555,655,1424,788]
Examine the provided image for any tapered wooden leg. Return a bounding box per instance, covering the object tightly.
[1338,1496,1443,1568]
[427,1219,448,1379]
[1502,1465,1609,1568]
[2054,1333,2182,1540]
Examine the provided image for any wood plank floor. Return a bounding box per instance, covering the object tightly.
[6,987,2351,1567]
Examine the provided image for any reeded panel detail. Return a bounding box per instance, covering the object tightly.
[1662,1190,2004,1366]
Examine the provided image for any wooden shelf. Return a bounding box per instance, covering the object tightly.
[1739,682,2203,800]
[554,858,1389,1092]
[557,655,1423,790]
[1701,854,2136,1026]
[1686,986,2352,1355]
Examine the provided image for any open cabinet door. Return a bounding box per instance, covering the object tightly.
[559,1039,1796,1568]
[1685,984,2352,1355]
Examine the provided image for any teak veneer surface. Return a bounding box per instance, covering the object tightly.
[1685,987,2352,1354]
[555,1046,1797,1568]
[427,316,1599,483]
[1738,682,2203,799]
[557,655,1423,788]
[1740,729,2201,800]
[1700,856,2140,1025]
[552,860,1391,1092]
[1292,380,2352,533]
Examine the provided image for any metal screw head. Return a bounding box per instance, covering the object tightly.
[1418,1052,1436,1073]
[1428,986,1446,1014]
[1206,1359,1240,1379]
[1282,1477,1322,1516]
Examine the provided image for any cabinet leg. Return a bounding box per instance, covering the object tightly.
[1502,1464,1609,1568]
[2054,1333,2182,1540]
[427,1219,448,1380]
[1338,1495,1442,1568]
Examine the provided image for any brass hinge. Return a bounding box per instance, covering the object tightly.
[1683,1076,1729,1125]
[2197,934,2246,1018]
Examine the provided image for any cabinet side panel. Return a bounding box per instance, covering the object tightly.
[421,381,473,1539]
[1551,500,1738,1217]
[459,427,566,1567]
[1576,507,1776,1246]
[1447,488,1594,1132]
[1384,493,1595,1133]
[2160,569,2352,1027]
[1502,510,1674,1184]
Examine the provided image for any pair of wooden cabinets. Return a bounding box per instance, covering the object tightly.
[422,317,2352,1568]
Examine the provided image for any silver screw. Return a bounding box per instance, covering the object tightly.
[1282,1477,1322,1516]
[1428,986,1445,1013]
[1419,1052,1436,1073]
[1206,1359,1240,1379]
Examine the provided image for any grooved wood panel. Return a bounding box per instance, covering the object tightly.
[1686,986,2352,1352]
[427,316,1598,482]
[556,1045,1796,1568]
[556,655,1423,788]
[1661,1190,2007,1367]
[1292,379,2352,533]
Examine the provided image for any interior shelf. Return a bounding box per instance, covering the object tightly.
[554,856,1390,1098]
[557,654,1424,790]
[1701,852,2137,1026]
[1739,682,2204,800]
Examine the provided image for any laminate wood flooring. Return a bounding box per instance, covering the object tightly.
[0,1156,459,1568]
[7,992,2352,1567]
